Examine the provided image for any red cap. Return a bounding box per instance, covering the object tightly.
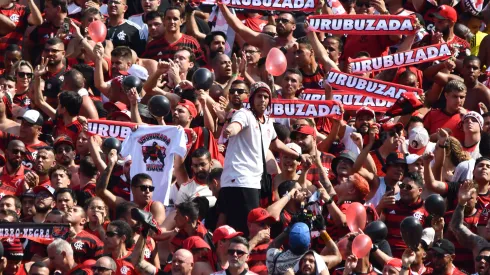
[212,225,243,244]
[182,236,211,250]
[386,258,403,271]
[3,238,24,260]
[432,5,457,23]
[178,99,198,119]
[247,208,276,224]
[292,125,316,138]
[54,135,75,149]
[103,101,128,112]
[107,110,131,121]
[356,106,375,118]
[382,122,404,132]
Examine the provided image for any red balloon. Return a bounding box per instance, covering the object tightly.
[337,237,349,260]
[352,234,372,259]
[346,202,367,232]
[88,21,107,43]
[265,48,287,76]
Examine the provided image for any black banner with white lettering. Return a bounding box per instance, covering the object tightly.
[0,223,70,244]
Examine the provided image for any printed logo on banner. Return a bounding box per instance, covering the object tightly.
[138,133,171,172]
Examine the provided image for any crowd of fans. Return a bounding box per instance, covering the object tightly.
[0,0,488,273]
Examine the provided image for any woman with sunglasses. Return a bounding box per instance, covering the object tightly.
[11,60,33,110]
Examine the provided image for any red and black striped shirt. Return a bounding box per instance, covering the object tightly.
[28,21,75,63]
[0,4,30,68]
[69,230,104,264]
[299,64,325,89]
[142,34,203,63]
[248,240,272,274]
[383,199,428,258]
[53,117,84,143]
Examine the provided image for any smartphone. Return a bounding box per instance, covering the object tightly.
[63,18,70,34]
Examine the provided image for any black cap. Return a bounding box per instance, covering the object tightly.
[331,150,356,173]
[431,239,455,255]
[385,152,407,166]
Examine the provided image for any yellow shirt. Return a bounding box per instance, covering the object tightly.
[471,31,488,56]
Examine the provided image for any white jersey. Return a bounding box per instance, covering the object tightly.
[212,270,257,275]
[121,125,187,205]
[128,13,149,41]
[221,108,277,189]
[175,179,217,207]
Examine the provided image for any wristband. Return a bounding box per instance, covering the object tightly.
[285,193,291,201]
[325,197,333,205]
[296,153,302,162]
[370,244,378,253]
[401,266,410,270]
[320,231,331,242]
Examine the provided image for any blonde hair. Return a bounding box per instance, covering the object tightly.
[446,136,470,166]
[11,60,33,77]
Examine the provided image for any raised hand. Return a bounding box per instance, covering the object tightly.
[93,43,105,60]
[34,57,49,77]
[458,180,476,205]
[107,149,118,166]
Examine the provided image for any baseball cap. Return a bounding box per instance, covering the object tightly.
[127,64,149,81]
[431,239,455,255]
[356,106,375,119]
[289,222,310,255]
[19,110,44,126]
[386,258,403,271]
[212,225,243,244]
[291,125,316,139]
[421,227,435,248]
[178,99,198,119]
[33,185,55,196]
[463,111,484,130]
[286,143,302,155]
[182,236,211,251]
[53,135,75,149]
[382,121,404,132]
[331,150,356,174]
[107,109,131,121]
[432,5,457,23]
[406,154,422,165]
[103,101,128,112]
[408,127,429,154]
[2,238,23,261]
[247,208,276,224]
[384,152,407,173]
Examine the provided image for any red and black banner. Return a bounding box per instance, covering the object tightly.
[325,70,422,101]
[349,43,452,73]
[306,14,417,35]
[300,89,394,112]
[243,99,343,118]
[88,120,137,140]
[200,0,318,12]
[0,223,70,245]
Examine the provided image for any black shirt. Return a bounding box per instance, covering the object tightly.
[107,20,145,55]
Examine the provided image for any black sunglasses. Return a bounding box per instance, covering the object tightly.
[230,88,247,95]
[356,2,371,7]
[477,255,490,262]
[228,249,247,256]
[17,72,33,78]
[399,183,413,191]
[136,185,155,192]
[277,18,292,24]
[106,231,120,237]
[263,31,277,37]
[91,266,114,272]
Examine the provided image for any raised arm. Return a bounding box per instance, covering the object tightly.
[422,152,448,194]
[423,59,461,86]
[93,43,111,97]
[306,28,339,72]
[32,58,56,120]
[218,3,274,51]
[185,10,206,41]
[95,149,126,209]
[26,0,43,26]
[449,181,489,256]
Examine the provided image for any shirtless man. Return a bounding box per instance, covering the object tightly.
[424,55,490,112]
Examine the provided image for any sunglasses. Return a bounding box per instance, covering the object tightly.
[91,266,114,272]
[263,31,277,37]
[17,72,33,78]
[136,185,155,192]
[227,249,247,256]
[356,2,371,7]
[277,18,292,24]
[399,183,414,191]
[477,255,490,262]
[106,231,120,237]
[230,88,247,95]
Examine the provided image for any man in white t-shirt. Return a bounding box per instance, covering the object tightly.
[219,82,310,235]
[174,148,217,207]
[127,0,161,41]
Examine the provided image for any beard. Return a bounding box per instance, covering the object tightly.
[357,122,370,135]
[7,159,21,170]
[209,49,223,60]
[195,171,208,181]
[35,203,52,214]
